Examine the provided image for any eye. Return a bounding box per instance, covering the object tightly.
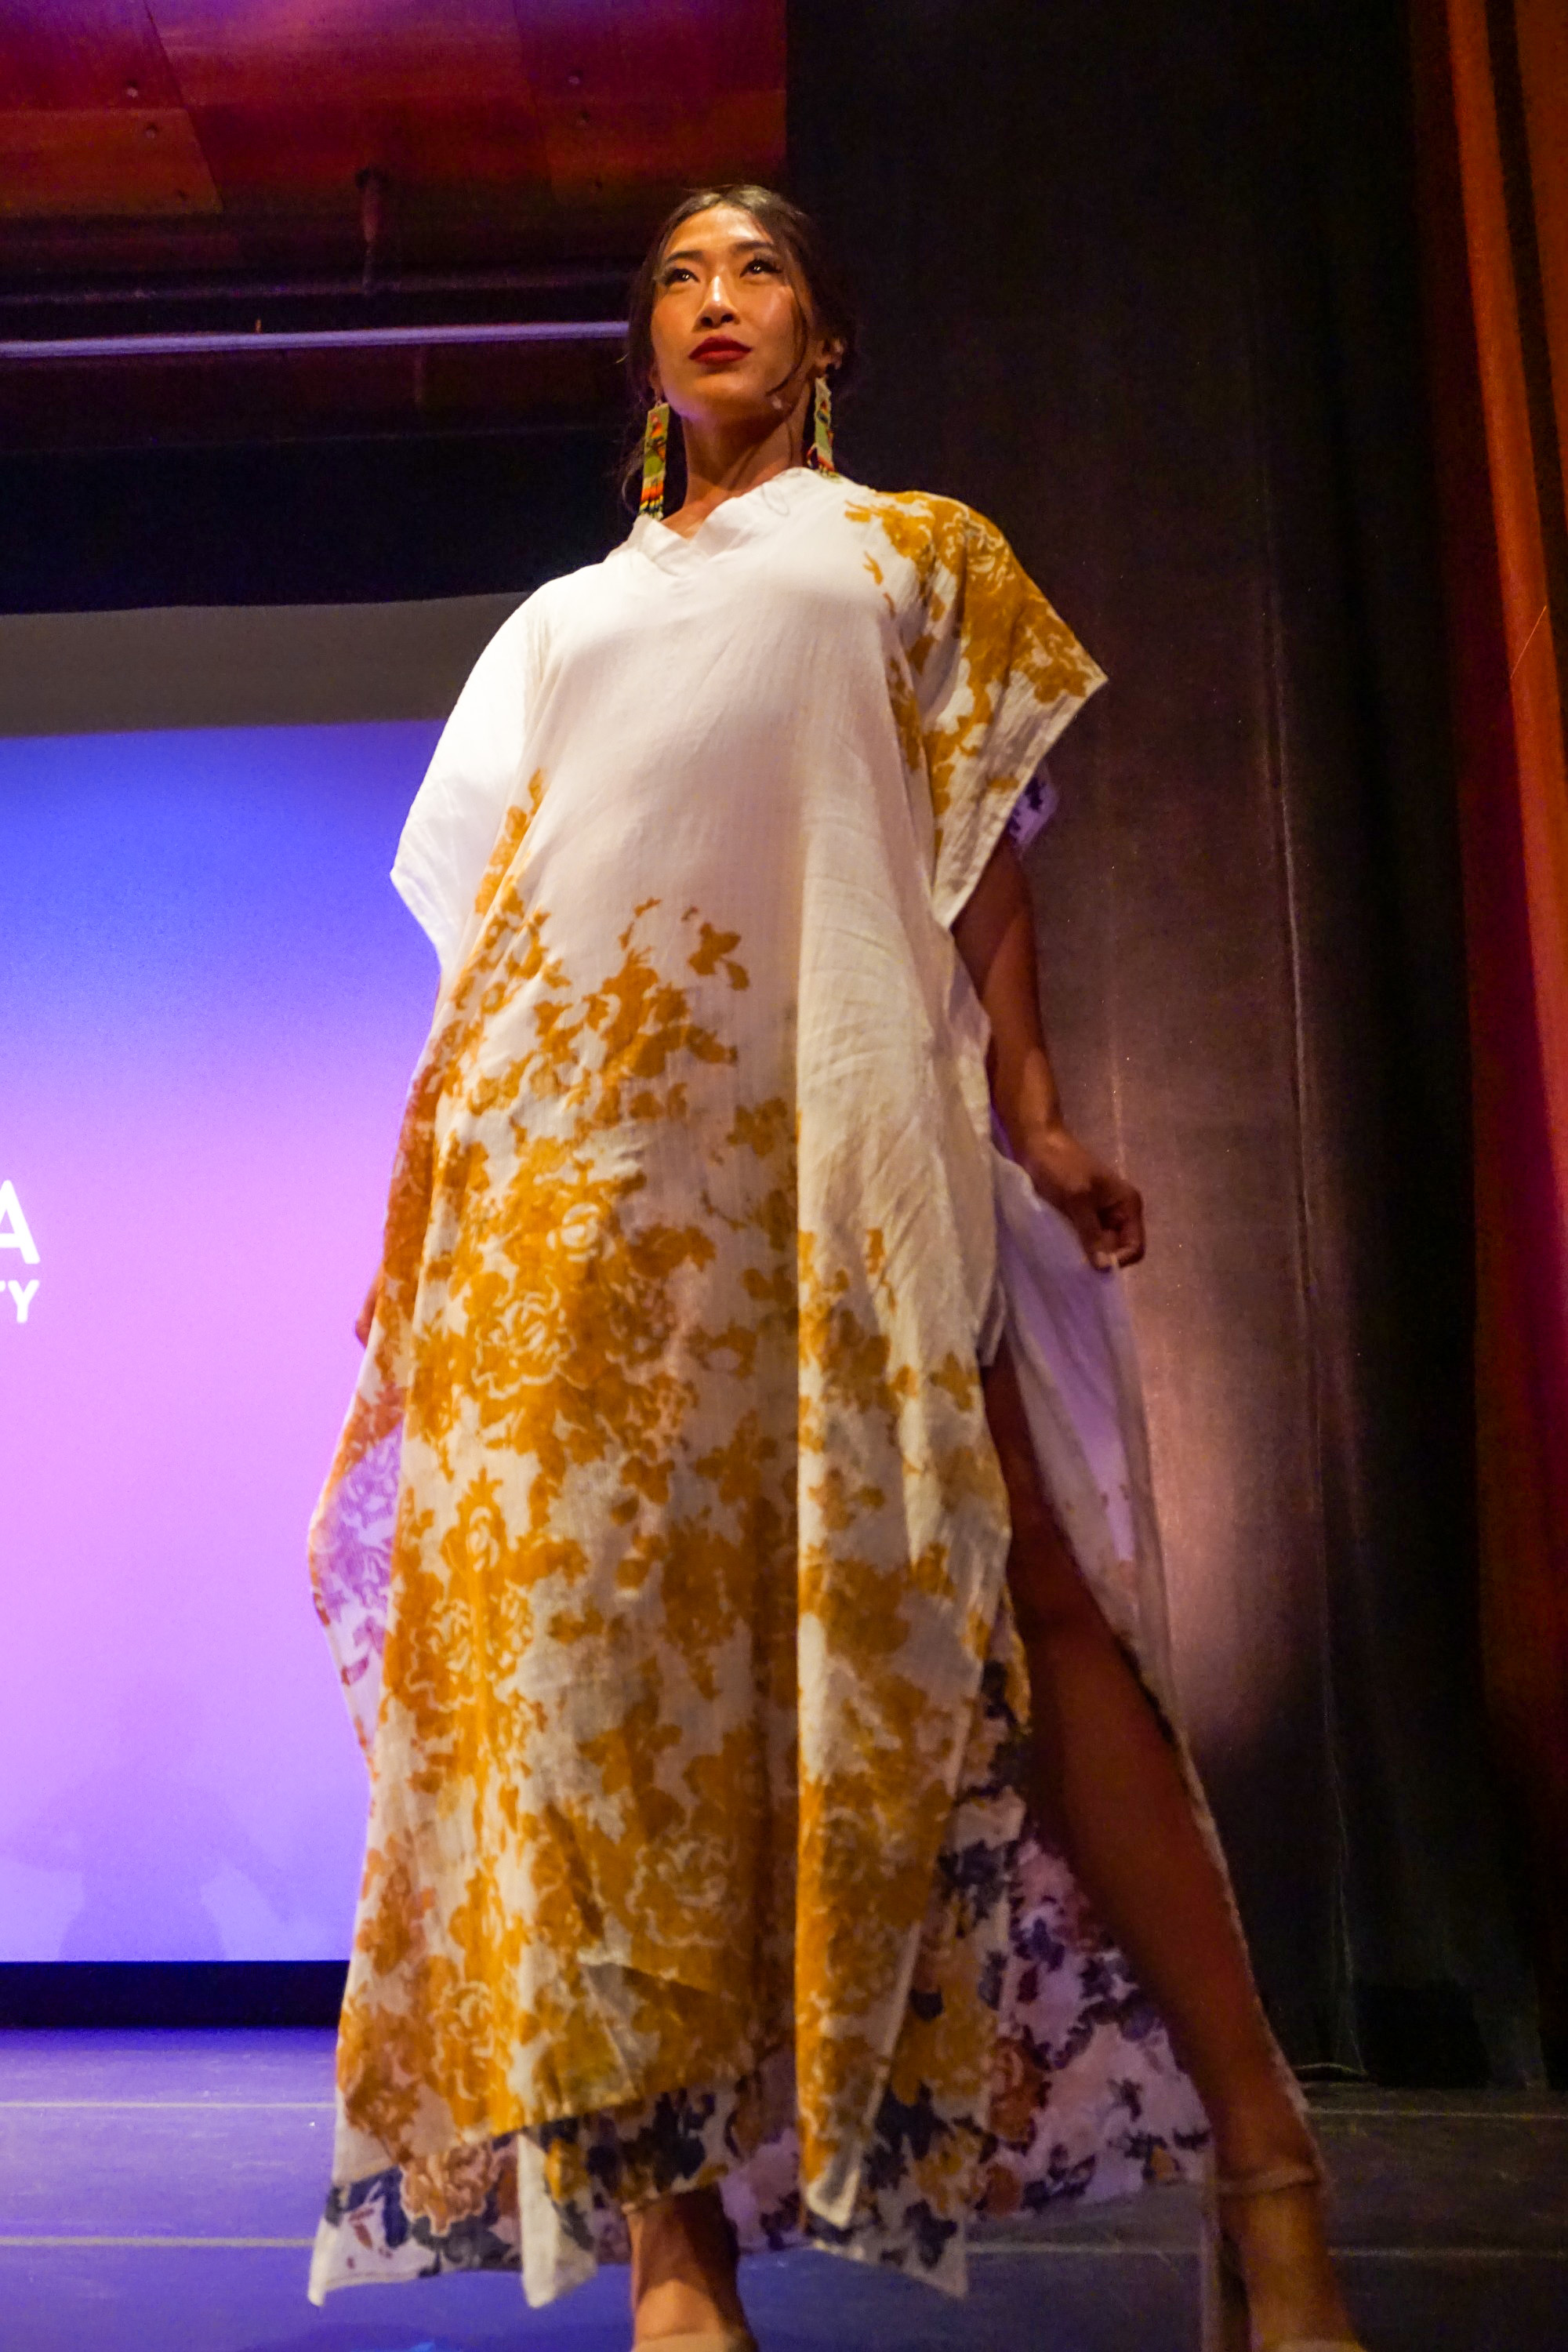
[744,254,783,275]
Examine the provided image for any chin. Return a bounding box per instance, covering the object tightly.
[682,387,781,428]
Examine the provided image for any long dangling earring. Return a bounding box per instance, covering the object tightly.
[807,372,837,476]
[638,398,670,519]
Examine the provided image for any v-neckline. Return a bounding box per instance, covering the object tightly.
[629,466,833,569]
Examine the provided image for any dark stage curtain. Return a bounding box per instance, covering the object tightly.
[789,0,1539,2079]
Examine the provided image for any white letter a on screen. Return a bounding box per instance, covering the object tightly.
[0,1181,40,1265]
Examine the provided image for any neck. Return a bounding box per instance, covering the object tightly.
[663,395,810,537]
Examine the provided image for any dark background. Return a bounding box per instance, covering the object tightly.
[0,0,1537,2078]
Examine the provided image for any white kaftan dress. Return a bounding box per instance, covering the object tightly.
[308,466,1211,2308]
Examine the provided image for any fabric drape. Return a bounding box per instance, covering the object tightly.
[1411,0,1568,2062]
[307,474,1221,2306]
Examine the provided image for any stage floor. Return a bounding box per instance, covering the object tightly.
[0,2032,1563,2349]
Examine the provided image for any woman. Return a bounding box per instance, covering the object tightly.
[308,187,1364,2352]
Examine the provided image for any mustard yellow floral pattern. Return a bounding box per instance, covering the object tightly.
[309,470,1207,2310]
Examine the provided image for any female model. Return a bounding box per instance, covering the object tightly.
[307,187,1364,2352]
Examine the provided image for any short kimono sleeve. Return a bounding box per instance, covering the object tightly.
[390,596,543,982]
[897,503,1105,927]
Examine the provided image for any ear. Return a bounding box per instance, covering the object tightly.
[648,364,665,403]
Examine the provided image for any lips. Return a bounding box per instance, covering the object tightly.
[691,337,750,361]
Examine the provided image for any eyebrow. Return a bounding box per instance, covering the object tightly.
[661,237,780,265]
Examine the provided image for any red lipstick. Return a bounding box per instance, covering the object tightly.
[691,336,750,361]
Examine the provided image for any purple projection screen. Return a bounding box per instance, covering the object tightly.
[0,717,443,1961]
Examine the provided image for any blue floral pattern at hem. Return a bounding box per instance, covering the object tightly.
[311,1814,1210,2299]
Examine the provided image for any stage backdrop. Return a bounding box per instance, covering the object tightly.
[0,604,515,1965]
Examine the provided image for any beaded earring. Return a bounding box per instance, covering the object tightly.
[638,398,670,520]
[807,373,837,476]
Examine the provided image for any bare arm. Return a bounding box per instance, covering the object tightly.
[952,835,1145,1269]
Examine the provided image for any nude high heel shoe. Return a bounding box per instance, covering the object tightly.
[1200,2161,1367,2352]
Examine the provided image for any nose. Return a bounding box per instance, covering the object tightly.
[696,273,739,328]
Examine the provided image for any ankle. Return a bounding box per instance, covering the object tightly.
[634,2275,743,2342]
[629,2188,746,2343]
[1210,2172,1356,2340]
[1206,2079,1319,2185]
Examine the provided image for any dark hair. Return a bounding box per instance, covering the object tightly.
[621,184,858,503]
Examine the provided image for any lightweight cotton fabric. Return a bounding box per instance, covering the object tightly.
[307,468,1209,2307]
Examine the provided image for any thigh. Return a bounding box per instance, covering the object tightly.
[983,1340,1105,1646]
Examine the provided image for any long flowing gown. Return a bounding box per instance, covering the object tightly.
[307,466,1215,2308]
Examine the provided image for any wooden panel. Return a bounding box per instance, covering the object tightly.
[0,0,181,110]
[149,0,539,104]
[514,0,784,201]
[0,108,220,216]
[0,1,783,280]
[148,0,549,219]
[170,96,554,216]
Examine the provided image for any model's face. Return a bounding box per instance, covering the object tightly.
[648,204,829,430]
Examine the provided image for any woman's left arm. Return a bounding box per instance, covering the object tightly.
[952,835,1145,1270]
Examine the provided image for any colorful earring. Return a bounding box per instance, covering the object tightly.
[638,398,670,519]
[807,373,837,476]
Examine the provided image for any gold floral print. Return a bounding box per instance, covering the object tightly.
[846,491,1106,916]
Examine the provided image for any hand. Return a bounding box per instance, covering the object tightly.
[1015,1121,1145,1270]
[354,1272,382,1347]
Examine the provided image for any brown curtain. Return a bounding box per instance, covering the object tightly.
[1411,0,1568,2067]
[793,0,1539,2080]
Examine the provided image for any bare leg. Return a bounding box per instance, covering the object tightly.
[985,1342,1356,2343]
[628,2184,748,2345]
